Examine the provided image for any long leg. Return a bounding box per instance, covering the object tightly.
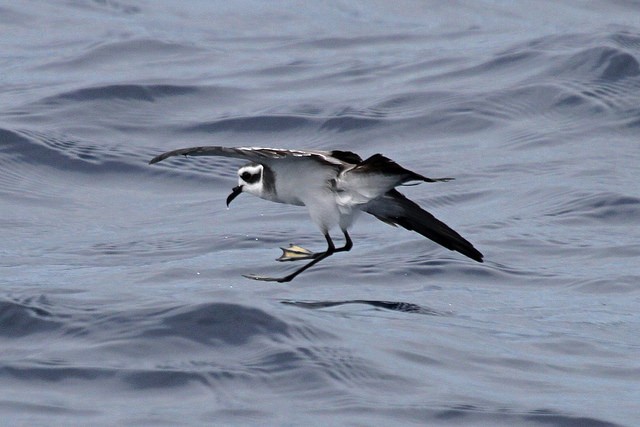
[245,233,337,283]
[334,230,352,253]
[311,229,351,257]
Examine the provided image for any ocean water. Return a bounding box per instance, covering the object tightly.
[1,1,639,425]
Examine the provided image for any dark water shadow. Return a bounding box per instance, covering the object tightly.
[280,299,449,316]
[0,298,63,337]
[429,404,623,427]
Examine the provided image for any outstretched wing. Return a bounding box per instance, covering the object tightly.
[336,153,453,205]
[363,189,483,262]
[346,154,453,184]
[149,146,357,169]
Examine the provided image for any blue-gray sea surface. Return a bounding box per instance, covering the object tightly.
[1,1,639,426]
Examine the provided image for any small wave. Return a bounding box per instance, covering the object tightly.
[281,299,448,315]
[320,116,380,131]
[0,299,395,397]
[186,115,314,133]
[312,403,622,426]
[415,47,542,87]
[610,30,640,50]
[554,46,640,81]
[73,0,141,15]
[0,128,157,176]
[0,298,62,337]
[146,303,290,346]
[46,84,199,103]
[81,234,227,262]
[369,91,460,119]
[570,277,639,294]
[434,405,623,427]
[415,34,640,131]
[185,113,387,134]
[544,192,640,224]
[0,399,99,416]
[473,50,543,76]
[294,33,425,50]
[38,38,201,71]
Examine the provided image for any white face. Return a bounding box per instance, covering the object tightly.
[237,163,264,197]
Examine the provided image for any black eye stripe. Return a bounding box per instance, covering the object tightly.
[240,170,261,184]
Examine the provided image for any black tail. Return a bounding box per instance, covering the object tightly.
[363,189,483,262]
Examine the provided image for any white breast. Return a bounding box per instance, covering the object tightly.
[268,158,339,206]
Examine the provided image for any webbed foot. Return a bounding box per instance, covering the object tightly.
[276,244,316,262]
[243,273,292,283]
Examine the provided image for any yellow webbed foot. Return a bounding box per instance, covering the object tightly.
[276,244,315,262]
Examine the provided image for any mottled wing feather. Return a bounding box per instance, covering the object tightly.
[329,150,363,164]
[149,146,352,168]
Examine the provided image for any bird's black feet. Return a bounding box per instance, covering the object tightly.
[245,232,351,282]
[243,273,294,283]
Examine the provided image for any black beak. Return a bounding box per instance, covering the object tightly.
[226,185,243,207]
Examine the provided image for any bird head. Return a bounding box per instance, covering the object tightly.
[227,163,263,206]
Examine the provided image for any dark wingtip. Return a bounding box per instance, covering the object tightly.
[149,154,163,165]
[451,239,483,263]
[470,249,484,263]
[445,241,483,263]
[149,150,194,165]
